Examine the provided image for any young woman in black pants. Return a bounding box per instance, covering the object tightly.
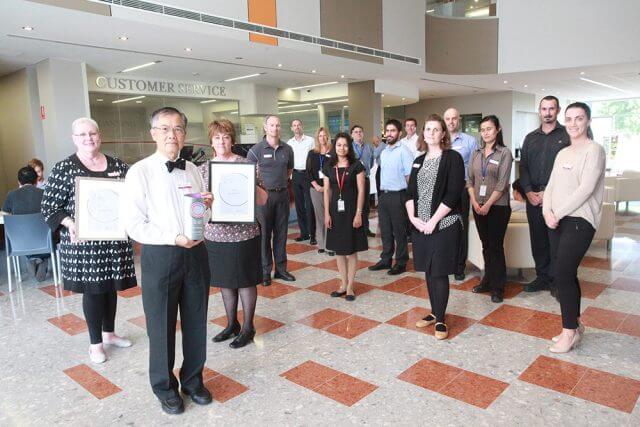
[406,114,465,340]
[467,116,513,303]
[543,102,605,353]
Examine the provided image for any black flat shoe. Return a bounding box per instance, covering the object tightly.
[274,271,296,281]
[523,278,550,292]
[330,291,347,297]
[472,283,491,293]
[368,260,391,271]
[213,323,241,342]
[159,395,184,415]
[454,273,466,281]
[310,238,317,245]
[318,249,325,254]
[182,386,212,405]
[345,294,356,301]
[387,265,406,275]
[262,277,272,287]
[366,230,376,237]
[294,235,310,242]
[326,250,336,256]
[229,329,256,348]
[491,290,504,303]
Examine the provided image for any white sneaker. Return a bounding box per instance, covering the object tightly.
[102,334,132,348]
[89,346,107,364]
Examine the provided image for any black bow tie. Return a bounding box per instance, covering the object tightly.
[166,158,186,172]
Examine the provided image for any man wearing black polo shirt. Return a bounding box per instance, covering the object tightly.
[519,95,570,294]
[248,115,296,286]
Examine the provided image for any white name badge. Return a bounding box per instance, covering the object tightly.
[318,170,325,179]
[107,171,121,177]
[489,159,500,165]
[337,199,346,212]
[479,185,487,197]
[412,163,421,168]
[263,154,273,158]
[562,163,573,170]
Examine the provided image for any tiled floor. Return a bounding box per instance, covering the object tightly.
[1,204,640,425]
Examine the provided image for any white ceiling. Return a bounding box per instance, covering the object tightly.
[1,0,639,105]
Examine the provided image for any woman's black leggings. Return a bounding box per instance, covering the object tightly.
[426,274,450,323]
[549,217,595,329]
[82,291,117,344]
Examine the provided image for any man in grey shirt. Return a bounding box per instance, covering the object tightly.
[248,115,296,286]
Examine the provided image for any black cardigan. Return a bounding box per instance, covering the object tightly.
[406,149,465,231]
[306,150,331,186]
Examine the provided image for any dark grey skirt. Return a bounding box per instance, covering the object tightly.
[205,236,262,288]
[411,221,461,276]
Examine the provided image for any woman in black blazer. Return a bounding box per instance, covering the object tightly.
[405,114,465,340]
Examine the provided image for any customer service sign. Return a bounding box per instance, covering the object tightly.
[88,74,239,99]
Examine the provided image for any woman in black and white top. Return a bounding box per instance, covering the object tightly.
[405,114,465,340]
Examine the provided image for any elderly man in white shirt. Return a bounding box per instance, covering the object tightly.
[286,119,317,244]
[123,107,213,415]
[399,118,423,159]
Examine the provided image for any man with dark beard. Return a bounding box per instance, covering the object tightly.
[519,96,570,295]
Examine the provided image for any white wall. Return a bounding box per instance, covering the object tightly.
[0,69,42,201]
[382,0,425,62]
[498,0,640,73]
[278,0,321,52]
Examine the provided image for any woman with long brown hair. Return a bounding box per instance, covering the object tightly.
[306,127,334,255]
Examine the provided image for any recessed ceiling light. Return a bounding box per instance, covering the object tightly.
[184,47,192,52]
[235,57,243,60]
[311,69,316,73]
[340,75,345,78]
[580,71,585,75]
[503,80,508,84]
[224,73,262,82]
[402,97,406,101]
[135,100,143,103]
[343,105,348,108]
[524,84,528,88]
[22,26,34,31]
[96,99,103,102]
[315,98,349,105]
[279,108,318,114]
[120,61,160,73]
[112,95,145,104]
[200,99,217,104]
[278,103,313,109]
[381,94,385,97]
[277,63,283,67]
[193,72,200,76]
[386,105,390,107]
[118,35,128,41]
[426,9,435,13]
[579,77,629,93]
[288,81,338,90]
[541,88,545,91]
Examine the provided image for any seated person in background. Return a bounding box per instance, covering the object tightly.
[28,158,47,189]
[511,179,526,212]
[1,166,49,281]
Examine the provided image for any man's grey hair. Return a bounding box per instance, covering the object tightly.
[291,118,303,126]
[150,107,188,128]
[72,117,99,134]
[263,114,280,126]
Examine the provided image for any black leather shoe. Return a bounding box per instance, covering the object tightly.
[318,249,325,254]
[387,265,406,275]
[159,395,184,414]
[229,329,256,348]
[454,272,466,281]
[368,260,391,271]
[366,230,376,237]
[345,294,356,301]
[262,277,272,287]
[274,271,296,281]
[182,386,212,405]
[212,322,240,343]
[326,250,336,256]
[472,283,491,293]
[330,291,346,297]
[491,290,504,303]
[294,235,310,242]
[310,238,317,245]
[523,278,550,292]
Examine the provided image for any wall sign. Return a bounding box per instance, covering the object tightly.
[88,74,238,99]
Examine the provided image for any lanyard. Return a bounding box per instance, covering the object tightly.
[481,152,495,179]
[319,153,325,169]
[335,166,347,199]
[353,143,363,160]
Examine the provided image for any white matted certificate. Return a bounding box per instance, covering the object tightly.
[209,161,256,223]
[74,177,127,240]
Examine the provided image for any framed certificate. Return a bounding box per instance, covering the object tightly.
[75,177,127,241]
[209,161,256,223]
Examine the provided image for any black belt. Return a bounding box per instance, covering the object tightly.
[380,189,406,194]
[293,169,306,173]
[267,187,287,192]
[530,185,546,192]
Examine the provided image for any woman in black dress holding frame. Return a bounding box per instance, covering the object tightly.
[323,133,368,301]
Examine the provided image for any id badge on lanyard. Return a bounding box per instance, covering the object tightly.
[336,166,347,212]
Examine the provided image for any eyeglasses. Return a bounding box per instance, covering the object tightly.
[73,132,99,139]
[153,125,186,135]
